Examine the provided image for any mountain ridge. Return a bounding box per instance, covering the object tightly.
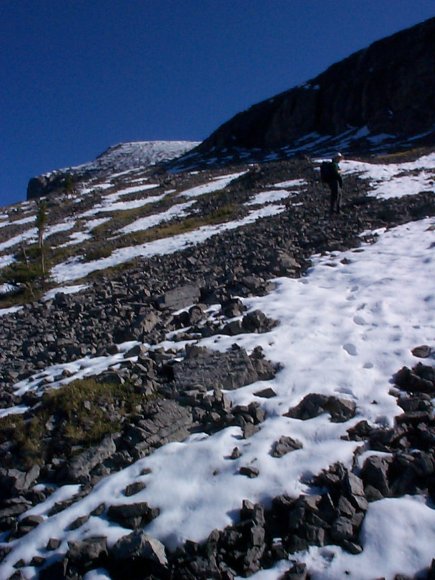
[26,140,200,201]
[170,16,435,171]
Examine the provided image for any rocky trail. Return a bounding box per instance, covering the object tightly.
[0,154,434,579]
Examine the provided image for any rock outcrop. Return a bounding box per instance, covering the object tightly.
[179,17,435,165]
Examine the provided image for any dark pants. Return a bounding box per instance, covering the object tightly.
[329,180,342,214]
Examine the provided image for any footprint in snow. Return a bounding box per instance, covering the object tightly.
[343,343,358,356]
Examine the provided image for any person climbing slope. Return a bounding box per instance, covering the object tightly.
[320,153,344,215]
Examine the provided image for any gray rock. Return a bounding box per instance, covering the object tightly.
[64,434,117,483]
[330,516,354,542]
[173,345,260,391]
[271,436,303,457]
[0,466,40,496]
[155,284,200,311]
[111,530,168,567]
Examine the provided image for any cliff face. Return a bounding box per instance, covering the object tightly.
[197,17,435,152]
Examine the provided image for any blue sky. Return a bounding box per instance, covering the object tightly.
[1,0,434,208]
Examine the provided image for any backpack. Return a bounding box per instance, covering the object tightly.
[320,161,335,184]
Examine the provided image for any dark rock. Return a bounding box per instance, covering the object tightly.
[345,420,374,441]
[239,466,260,478]
[221,298,245,318]
[123,481,147,497]
[411,345,432,358]
[281,561,308,580]
[190,18,435,157]
[0,546,12,563]
[330,516,354,542]
[46,538,61,551]
[38,558,68,580]
[343,472,367,510]
[271,436,303,457]
[241,310,278,333]
[360,455,392,497]
[107,501,160,529]
[229,447,241,460]
[254,387,277,399]
[285,393,356,422]
[67,536,108,568]
[394,364,435,394]
[66,515,90,531]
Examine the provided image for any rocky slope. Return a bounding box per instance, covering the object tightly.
[0,144,434,578]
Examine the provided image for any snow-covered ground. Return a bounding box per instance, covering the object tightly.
[0,152,434,579]
[341,152,435,199]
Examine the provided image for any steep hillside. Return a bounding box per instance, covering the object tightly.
[0,145,434,579]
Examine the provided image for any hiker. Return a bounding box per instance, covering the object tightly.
[321,153,343,215]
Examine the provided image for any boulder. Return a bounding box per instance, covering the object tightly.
[155,284,201,311]
[173,345,260,391]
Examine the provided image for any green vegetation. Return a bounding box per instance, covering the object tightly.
[64,174,77,195]
[0,244,45,302]
[0,378,145,469]
[35,200,48,275]
[0,200,50,302]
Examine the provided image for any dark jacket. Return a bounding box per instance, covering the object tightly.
[331,162,343,187]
